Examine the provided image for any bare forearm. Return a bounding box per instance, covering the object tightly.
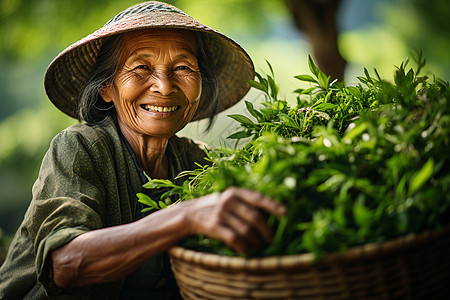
[51,188,286,288]
[51,204,189,288]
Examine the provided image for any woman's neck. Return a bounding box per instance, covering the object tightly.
[119,123,170,179]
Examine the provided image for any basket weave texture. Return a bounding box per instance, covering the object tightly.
[169,225,450,299]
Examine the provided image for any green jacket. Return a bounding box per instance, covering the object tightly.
[0,117,208,299]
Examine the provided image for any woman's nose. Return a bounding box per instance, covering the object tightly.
[149,71,177,96]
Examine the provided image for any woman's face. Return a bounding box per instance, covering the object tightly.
[101,29,202,138]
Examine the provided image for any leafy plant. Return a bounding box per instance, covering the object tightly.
[228,56,379,141]
[139,53,450,259]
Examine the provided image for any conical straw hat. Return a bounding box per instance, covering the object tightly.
[44,1,254,122]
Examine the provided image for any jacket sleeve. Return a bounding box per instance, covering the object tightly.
[28,128,119,296]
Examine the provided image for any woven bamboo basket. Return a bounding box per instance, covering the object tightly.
[169,225,450,300]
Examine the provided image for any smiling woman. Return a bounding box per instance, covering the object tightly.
[78,29,219,130]
[100,29,203,142]
[0,1,286,299]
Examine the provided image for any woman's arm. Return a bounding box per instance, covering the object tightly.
[51,187,285,288]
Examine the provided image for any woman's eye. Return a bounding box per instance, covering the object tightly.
[175,66,191,71]
[135,65,150,70]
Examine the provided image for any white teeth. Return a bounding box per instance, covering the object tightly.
[143,105,178,112]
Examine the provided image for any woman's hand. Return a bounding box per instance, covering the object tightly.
[181,187,286,254]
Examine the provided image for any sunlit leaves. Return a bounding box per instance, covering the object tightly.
[409,158,434,195]
[140,55,450,259]
[231,56,377,141]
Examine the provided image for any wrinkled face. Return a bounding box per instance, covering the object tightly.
[101,29,201,138]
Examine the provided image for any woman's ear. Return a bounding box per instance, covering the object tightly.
[99,85,114,103]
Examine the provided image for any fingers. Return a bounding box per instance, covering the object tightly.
[220,211,264,253]
[223,198,273,244]
[216,187,286,253]
[183,187,286,254]
[223,187,286,217]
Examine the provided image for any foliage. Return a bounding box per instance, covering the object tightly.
[388,0,450,79]
[176,0,286,37]
[340,0,450,81]
[140,54,450,259]
[0,0,139,60]
[227,56,379,141]
[1,0,449,242]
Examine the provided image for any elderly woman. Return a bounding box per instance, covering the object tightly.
[0,1,285,299]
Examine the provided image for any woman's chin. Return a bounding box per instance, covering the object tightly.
[140,122,186,138]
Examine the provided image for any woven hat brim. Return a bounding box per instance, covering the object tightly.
[44,10,254,122]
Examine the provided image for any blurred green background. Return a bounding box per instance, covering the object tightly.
[0,0,449,239]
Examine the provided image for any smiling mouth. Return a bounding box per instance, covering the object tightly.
[141,104,180,113]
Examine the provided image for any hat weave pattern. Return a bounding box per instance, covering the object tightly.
[105,2,187,26]
[44,1,254,122]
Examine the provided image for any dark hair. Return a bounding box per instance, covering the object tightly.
[77,30,219,130]
[77,34,123,123]
[195,31,220,130]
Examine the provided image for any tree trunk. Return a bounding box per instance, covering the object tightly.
[285,0,347,82]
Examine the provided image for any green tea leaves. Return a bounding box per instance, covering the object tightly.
[317,72,330,90]
[294,74,317,83]
[227,114,255,127]
[227,130,252,140]
[142,178,176,190]
[409,158,434,195]
[137,193,159,210]
[308,54,320,77]
[138,55,449,260]
[245,101,264,122]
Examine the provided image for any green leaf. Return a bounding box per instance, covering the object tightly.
[406,69,414,83]
[272,100,285,111]
[346,86,362,99]
[293,88,305,94]
[294,74,318,83]
[227,114,255,126]
[143,172,152,182]
[317,71,330,88]
[227,130,252,139]
[373,68,382,81]
[357,76,369,86]
[353,200,372,227]
[343,123,368,140]
[298,87,316,95]
[142,179,175,189]
[247,79,267,92]
[278,114,298,128]
[317,174,346,192]
[363,68,374,84]
[137,193,159,209]
[265,59,275,77]
[268,75,279,101]
[245,101,264,121]
[308,55,319,77]
[410,158,434,194]
[260,108,274,119]
[255,72,268,87]
[271,216,288,247]
[315,103,337,110]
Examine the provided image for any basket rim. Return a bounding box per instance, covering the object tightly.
[168,224,450,271]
